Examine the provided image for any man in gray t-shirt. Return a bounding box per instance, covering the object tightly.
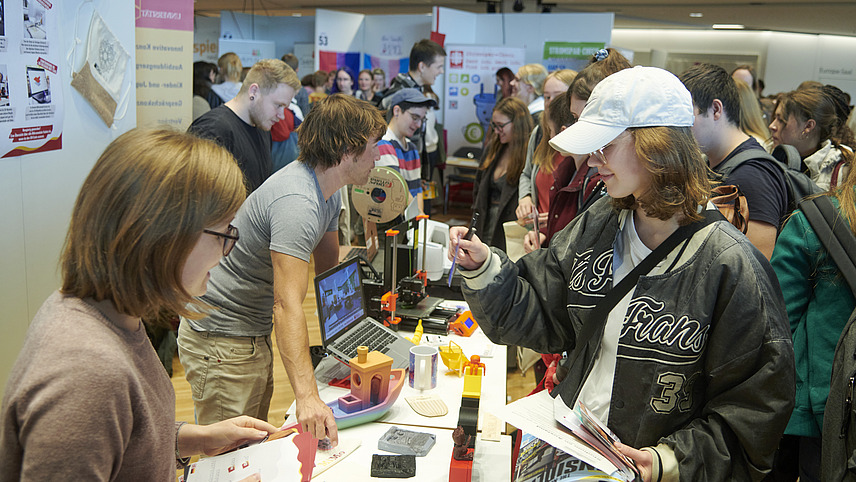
[178,94,387,445]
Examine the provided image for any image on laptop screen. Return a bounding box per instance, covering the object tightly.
[317,259,364,340]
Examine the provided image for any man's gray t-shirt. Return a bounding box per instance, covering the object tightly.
[188,161,340,336]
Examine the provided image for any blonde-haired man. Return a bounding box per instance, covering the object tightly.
[189,58,299,193]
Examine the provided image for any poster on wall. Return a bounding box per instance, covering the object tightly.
[193,15,219,63]
[218,38,275,69]
[542,41,605,72]
[135,0,193,130]
[0,0,64,158]
[444,44,524,157]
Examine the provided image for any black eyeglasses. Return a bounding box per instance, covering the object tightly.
[490,120,512,131]
[203,224,239,256]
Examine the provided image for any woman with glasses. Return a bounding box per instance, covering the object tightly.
[451,67,794,481]
[0,129,280,480]
[470,97,533,252]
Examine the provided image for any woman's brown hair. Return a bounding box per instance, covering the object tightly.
[480,97,533,185]
[612,126,711,225]
[567,48,631,105]
[60,128,246,319]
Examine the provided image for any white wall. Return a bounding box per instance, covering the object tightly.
[0,1,137,388]
[362,14,431,61]
[475,12,614,64]
[612,28,856,101]
[219,11,315,58]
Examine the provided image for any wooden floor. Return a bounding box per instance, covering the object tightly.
[171,202,537,427]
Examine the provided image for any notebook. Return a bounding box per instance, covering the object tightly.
[315,256,413,369]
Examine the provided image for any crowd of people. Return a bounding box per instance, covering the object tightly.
[2,35,856,482]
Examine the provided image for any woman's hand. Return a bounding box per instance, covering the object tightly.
[516,196,534,221]
[523,230,547,253]
[449,226,490,271]
[615,443,653,482]
[178,416,279,458]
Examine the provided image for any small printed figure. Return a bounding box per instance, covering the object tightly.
[452,426,473,461]
[318,437,333,451]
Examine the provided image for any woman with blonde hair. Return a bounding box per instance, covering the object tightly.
[0,129,279,479]
[516,69,577,224]
[471,97,533,251]
[511,63,548,117]
[734,78,772,149]
[212,52,243,103]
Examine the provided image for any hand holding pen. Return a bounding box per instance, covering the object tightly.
[448,213,489,275]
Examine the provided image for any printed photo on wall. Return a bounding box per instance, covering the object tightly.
[0,65,9,106]
[23,0,45,40]
[26,65,49,104]
[0,0,6,37]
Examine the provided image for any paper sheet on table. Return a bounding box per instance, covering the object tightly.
[491,390,622,477]
[185,435,360,481]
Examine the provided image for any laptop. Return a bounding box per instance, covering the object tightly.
[315,256,413,369]
[339,219,379,263]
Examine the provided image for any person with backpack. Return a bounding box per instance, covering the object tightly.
[451,66,795,481]
[769,85,854,191]
[679,63,788,259]
[767,149,856,481]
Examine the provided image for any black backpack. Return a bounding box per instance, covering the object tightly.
[717,145,823,225]
[800,196,856,480]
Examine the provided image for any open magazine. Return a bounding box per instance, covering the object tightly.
[495,390,641,482]
[515,431,623,482]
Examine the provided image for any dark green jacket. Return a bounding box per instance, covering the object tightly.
[772,196,856,437]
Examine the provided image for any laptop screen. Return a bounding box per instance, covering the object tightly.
[315,257,365,342]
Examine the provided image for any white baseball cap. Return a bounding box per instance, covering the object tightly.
[549,66,694,155]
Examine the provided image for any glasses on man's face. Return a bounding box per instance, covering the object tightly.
[490,120,512,131]
[408,112,426,125]
[203,224,240,256]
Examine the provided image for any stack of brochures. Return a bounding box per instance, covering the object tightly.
[495,391,641,482]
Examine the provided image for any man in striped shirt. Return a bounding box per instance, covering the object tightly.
[377,88,437,214]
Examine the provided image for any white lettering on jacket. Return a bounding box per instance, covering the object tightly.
[621,296,709,354]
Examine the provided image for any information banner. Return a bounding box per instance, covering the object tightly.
[542,41,605,72]
[444,44,524,157]
[135,0,193,129]
[0,0,64,158]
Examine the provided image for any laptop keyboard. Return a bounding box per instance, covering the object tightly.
[336,323,397,358]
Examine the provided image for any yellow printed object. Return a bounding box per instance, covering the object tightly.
[439,340,468,377]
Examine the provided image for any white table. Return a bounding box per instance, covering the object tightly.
[288,327,507,432]
[315,422,511,482]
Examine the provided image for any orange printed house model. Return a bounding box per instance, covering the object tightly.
[338,346,393,412]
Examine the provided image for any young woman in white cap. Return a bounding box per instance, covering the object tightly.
[450,66,795,481]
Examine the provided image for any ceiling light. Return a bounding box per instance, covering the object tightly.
[689,12,703,18]
[712,24,745,29]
